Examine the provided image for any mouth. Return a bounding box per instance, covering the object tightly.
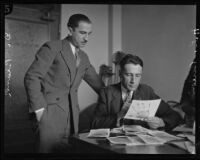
[81,41,87,45]
[128,85,137,89]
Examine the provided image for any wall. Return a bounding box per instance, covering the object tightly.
[122,5,196,102]
[61,4,109,110]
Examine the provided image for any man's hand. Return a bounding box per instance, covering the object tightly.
[35,108,44,122]
[144,117,165,129]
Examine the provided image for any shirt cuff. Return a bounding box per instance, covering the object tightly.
[35,108,44,113]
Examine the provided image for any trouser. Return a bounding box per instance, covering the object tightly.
[30,104,73,153]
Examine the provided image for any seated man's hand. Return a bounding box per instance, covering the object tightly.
[144,117,165,129]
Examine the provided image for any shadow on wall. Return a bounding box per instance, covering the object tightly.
[79,103,97,133]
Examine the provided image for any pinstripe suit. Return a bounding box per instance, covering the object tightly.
[24,36,104,152]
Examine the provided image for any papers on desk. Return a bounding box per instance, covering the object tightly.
[176,133,195,144]
[169,140,195,154]
[164,132,195,154]
[108,125,183,146]
[124,99,161,120]
[107,134,166,146]
[107,136,145,146]
[123,125,151,134]
[87,128,110,138]
[147,130,183,142]
[173,124,193,133]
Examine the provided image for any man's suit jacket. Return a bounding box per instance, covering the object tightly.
[92,83,182,130]
[24,36,103,134]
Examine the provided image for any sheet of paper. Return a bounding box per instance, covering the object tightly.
[176,133,195,144]
[136,134,165,145]
[123,125,151,133]
[173,124,193,133]
[124,99,161,120]
[110,127,124,134]
[147,130,183,142]
[184,141,195,154]
[87,128,110,138]
[107,136,145,145]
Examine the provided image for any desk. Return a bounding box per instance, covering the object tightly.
[70,132,189,154]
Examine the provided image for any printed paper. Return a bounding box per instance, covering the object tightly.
[124,99,161,120]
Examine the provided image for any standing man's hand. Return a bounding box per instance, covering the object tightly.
[35,108,44,122]
[144,117,165,129]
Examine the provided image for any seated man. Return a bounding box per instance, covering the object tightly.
[180,57,196,127]
[92,54,183,131]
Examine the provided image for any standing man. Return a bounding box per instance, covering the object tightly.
[24,14,104,153]
[92,54,182,130]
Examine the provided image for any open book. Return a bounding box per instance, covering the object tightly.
[124,99,161,120]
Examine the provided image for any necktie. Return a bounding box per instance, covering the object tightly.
[75,47,80,67]
[117,91,132,126]
[122,91,132,110]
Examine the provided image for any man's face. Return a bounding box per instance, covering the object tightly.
[69,21,92,48]
[120,63,142,92]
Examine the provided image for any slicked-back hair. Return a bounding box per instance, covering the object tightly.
[67,14,91,30]
[119,54,143,71]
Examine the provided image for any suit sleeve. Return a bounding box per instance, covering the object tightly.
[91,88,118,129]
[149,87,183,130]
[83,56,105,94]
[24,42,56,112]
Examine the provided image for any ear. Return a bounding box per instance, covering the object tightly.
[68,27,73,35]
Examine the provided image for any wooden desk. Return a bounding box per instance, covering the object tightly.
[69,133,189,154]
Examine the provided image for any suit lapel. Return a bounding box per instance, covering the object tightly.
[111,83,123,112]
[60,38,77,85]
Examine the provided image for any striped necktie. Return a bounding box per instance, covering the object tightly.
[75,47,80,67]
[122,91,132,110]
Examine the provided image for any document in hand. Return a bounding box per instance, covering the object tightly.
[124,99,161,120]
[87,128,110,138]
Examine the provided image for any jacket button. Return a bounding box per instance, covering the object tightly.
[56,97,60,101]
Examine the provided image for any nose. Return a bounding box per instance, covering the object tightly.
[130,75,135,83]
[84,34,89,41]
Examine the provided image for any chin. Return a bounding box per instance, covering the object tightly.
[129,87,137,91]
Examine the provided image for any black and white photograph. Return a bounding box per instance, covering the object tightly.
[2,2,199,159]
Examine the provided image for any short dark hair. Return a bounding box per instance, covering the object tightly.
[67,14,91,29]
[119,54,143,70]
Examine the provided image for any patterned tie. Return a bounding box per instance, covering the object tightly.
[75,47,80,67]
[122,91,132,110]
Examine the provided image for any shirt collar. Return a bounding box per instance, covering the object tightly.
[121,84,133,101]
[69,42,76,56]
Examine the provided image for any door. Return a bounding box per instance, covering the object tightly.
[4,4,60,152]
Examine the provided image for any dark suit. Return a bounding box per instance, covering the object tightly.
[24,36,104,152]
[92,83,182,130]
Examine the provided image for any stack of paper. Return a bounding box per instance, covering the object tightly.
[87,128,110,138]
